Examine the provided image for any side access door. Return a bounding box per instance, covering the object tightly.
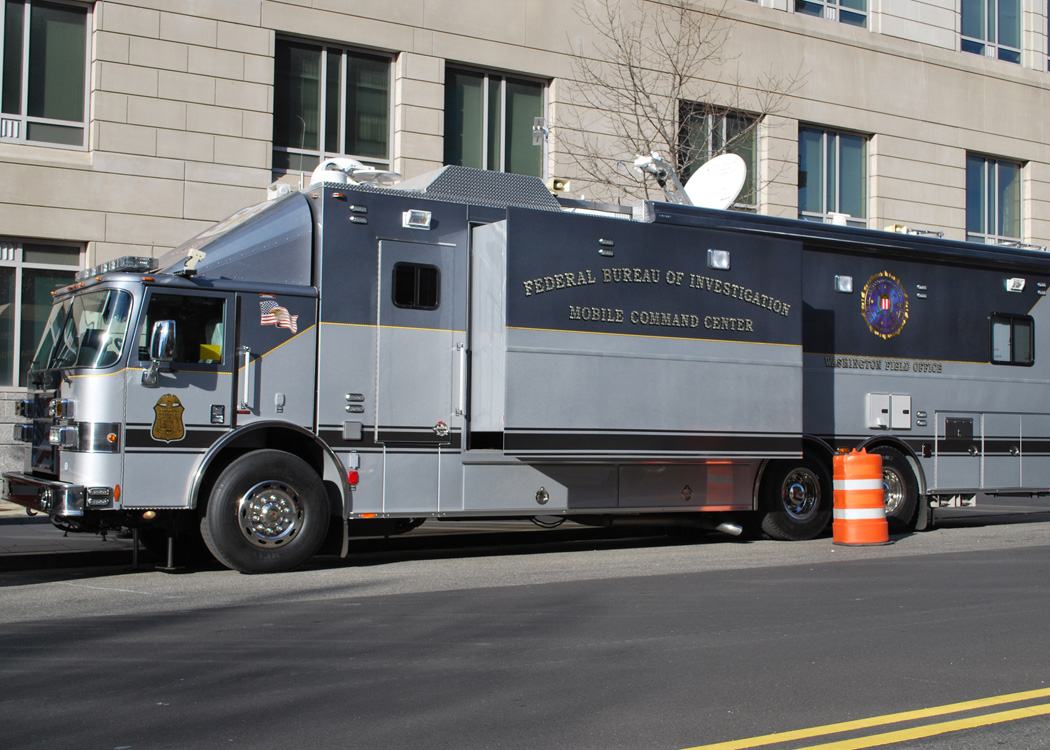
[374,239,466,513]
[123,289,236,508]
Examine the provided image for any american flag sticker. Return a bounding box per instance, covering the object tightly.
[259,294,298,334]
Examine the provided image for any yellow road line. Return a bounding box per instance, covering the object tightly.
[797,701,1050,749]
[682,686,1050,750]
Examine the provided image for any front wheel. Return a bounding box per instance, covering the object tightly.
[201,450,330,573]
[759,457,832,541]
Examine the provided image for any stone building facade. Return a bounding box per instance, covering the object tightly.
[1,0,1049,471]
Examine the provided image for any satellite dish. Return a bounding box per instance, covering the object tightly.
[684,153,747,210]
[309,157,400,187]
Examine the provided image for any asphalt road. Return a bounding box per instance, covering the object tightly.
[2,504,1050,749]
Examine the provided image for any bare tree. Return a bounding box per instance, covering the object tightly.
[561,0,803,201]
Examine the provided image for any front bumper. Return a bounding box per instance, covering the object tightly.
[2,472,85,517]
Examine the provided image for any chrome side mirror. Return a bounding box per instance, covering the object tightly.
[142,320,176,386]
[150,320,176,362]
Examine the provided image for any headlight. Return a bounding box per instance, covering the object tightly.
[47,399,75,419]
[12,423,32,442]
[48,425,78,448]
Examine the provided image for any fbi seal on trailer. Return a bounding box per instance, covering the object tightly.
[861,271,909,340]
[151,394,186,443]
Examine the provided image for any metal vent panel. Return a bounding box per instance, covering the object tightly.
[0,118,19,139]
[345,166,560,212]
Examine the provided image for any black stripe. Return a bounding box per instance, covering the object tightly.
[504,432,800,454]
[125,427,228,449]
[317,428,462,449]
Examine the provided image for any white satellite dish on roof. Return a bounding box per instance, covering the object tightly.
[684,153,747,210]
[309,157,400,187]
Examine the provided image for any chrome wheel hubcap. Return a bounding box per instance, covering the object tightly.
[883,467,905,515]
[237,480,303,548]
[781,468,820,522]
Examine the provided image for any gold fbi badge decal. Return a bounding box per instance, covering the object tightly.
[151,394,186,443]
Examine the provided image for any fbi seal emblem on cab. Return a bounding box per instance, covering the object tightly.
[861,271,909,340]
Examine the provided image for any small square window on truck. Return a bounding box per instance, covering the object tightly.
[990,313,1033,366]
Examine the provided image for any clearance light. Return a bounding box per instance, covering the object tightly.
[142,510,156,520]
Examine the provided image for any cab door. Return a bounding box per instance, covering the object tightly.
[122,289,236,508]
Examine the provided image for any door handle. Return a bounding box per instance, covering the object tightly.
[455,343,467,417]
[237,345,252,414]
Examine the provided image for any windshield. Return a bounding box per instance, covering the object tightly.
[29,289,134,373]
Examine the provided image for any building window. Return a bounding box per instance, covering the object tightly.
[0,240,80,385]
[444,67,545,178]
[678,103,758,210]
[798,126,867,226]
[0,0,89,148]
[961,0,1020,63]
[990,313,1033,365]
[795,0,867,27]
[966,154,1021,244]
[272,38,392,174]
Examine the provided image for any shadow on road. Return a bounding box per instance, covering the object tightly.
[4,504,1050,582]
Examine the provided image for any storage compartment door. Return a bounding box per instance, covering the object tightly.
[934,412,981,491]
[982,413,1020,489]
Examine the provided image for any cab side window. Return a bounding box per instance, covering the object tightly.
[139,294,226,365]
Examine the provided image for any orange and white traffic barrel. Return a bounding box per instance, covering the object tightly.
[833,449,890,546]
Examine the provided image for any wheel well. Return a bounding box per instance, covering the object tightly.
[859,437,927,496]
[753,437,835,510]
[193,427,343,518]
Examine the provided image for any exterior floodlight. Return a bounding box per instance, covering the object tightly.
[707,248,730,270]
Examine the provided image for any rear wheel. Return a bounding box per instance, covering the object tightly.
[870,446,919,531]
[201,450,330,573]
[759,457,832,540]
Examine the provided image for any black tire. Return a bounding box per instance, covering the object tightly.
[870,446,919,531]
[200,450,330,573]
[759,456,832,540]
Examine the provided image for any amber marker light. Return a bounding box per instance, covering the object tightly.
[106,432,117,443]
[360,513,377,519]
[114,484,121,501]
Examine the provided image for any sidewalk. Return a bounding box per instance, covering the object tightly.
[0,499,32,520]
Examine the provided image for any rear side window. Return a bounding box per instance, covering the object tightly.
[392,263,439,310]
[991,313,1033,366]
